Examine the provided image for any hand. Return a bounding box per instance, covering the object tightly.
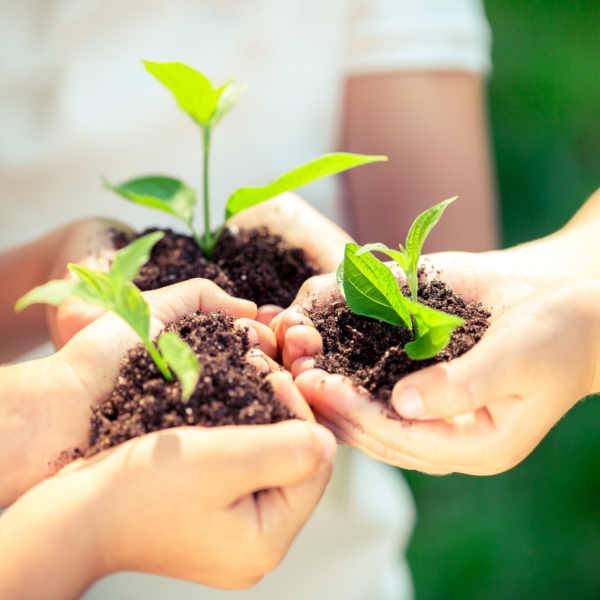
[1,279,300,506]
[45,217,136,349]
[0,419,336,599]
[296,278,600,474]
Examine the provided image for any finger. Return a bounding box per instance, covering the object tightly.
[291,356,316,379]
[144,279,257,335]
[295,370,480,474]
[245,348,280,373]
[272,308,313,354]
[282,325,322,372]
[236,319,278,360]
[267,371,315,421]
[49,300,107,349]
[256,305,284,327]
[391,280,600,421]
[201,420,336,501]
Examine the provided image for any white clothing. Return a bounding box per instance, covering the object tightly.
[0,1,490,598]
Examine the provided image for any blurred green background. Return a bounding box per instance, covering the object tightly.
[404,1,600,598]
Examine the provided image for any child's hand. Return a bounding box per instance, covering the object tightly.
[0,419,335,599]
[2,279,306,506]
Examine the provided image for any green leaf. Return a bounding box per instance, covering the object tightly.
[356,243,410,272]
[113,282,152,342]
[158,332,200,402]
[341,243,412,328]
[15,280,88,312]
[405,197,457,270]
[143,60,226,127]
[110,231,164,288]
[404,301,464,360]
[225,153,388,220]
[104,176,197,227]
[209,82,247,128]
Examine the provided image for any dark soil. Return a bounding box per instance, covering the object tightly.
[113,227,319,307]
[74,312,293,459]
[310,277,490,405]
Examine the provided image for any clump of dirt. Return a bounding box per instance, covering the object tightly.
[113,227,319,308]
[310,277,490,404]
[76,312,293,459]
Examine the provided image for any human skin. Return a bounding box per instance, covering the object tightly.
[342,72,498,253]
[0,419,335,600]
[276,187,600,475]
[0,278,297,506]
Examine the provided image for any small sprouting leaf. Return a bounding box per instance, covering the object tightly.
[225,153,388,220]
[104,176,197,227]
[110,231,165,288]
[113,282,152,341]
[356,243,410,272]
[209,82,247,128]
[15,280,87,312]
[405,197,457,270]
[143,61,227,127]
[158,332,200,402]
[404,301,464,360]
[341,243,412,328]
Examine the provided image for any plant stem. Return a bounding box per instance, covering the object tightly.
[201,127,213,255]
[144,339,173,382]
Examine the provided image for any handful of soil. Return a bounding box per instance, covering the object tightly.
[76,312,293,460]
[113,227,320,307]
[310,277,490,405]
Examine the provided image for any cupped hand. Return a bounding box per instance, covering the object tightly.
[5,279,308,506]
[45,217,136,348]
[1,419,335,599]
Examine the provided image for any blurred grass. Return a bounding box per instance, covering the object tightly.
[405,1,600,598]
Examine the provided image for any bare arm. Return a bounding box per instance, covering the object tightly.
[341,72,498,252]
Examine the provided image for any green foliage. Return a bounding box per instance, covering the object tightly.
[143,61,231,128]
[157,332,200,402]
[338,240,463,360]
[357,197,456,302]
[404,301,463,360]
[106,61,386,258]
[15,232,202,392]
[225,153,388,220]
[337,243,412,328]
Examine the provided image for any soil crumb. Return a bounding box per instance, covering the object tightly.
[310,277,490,404]
[114,227,319,308]
[76,312,293,459]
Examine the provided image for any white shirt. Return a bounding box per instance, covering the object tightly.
[0,1,490,598]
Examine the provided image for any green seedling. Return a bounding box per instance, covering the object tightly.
[104,60,387,258]
[15,232,200,401]
[337,198,463,360]
[356,197,457,302]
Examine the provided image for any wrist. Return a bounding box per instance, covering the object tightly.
[0,471,107,599]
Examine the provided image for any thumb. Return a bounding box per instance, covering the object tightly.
[207,420,336,501]
[392,279,600,420]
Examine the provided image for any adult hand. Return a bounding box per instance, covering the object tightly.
[1,279,301,506]
[0,419,335,599]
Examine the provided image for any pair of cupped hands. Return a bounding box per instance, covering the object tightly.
[8,193,600,596]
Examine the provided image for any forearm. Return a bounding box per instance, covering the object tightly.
[0,474,104,599]
[341,72,498,253]
[0,227,70,361]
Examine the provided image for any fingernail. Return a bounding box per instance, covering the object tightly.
[394,387,426,419]
[309,424,337,463]
[238,298,258,312]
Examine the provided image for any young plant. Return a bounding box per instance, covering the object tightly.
[336,198,463,360]
[104,60,387,258]
[15,232,200,401]
[356,197,457,302]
